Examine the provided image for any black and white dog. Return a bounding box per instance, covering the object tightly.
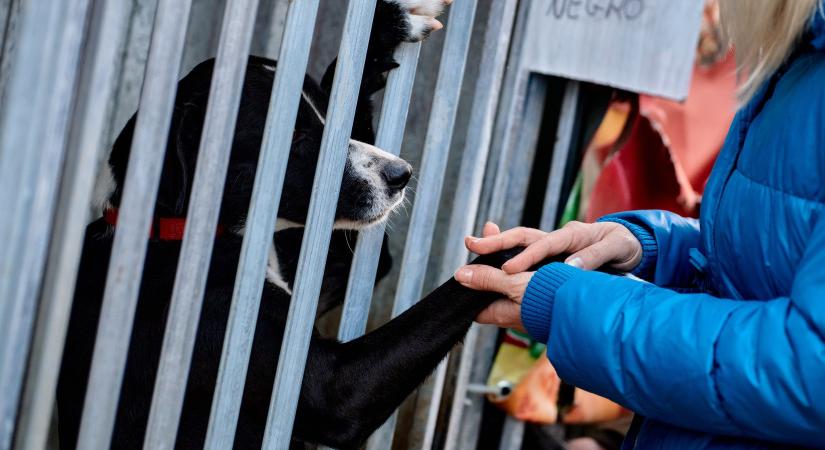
[58,1,527,449]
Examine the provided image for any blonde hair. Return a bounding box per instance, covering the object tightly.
[720,0,820,104]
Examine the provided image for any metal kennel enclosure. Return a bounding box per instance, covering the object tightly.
[0,0,579,449]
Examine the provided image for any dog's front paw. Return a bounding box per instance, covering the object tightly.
[391,0,452,42]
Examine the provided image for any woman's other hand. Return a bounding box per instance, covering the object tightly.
[454,222,533,331]
[464,220,643,273]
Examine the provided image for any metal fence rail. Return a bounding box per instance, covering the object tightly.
[336,40,421,343]
[13,1,131,449]
[366,1,478,448]
[76,0,195,447]
[261,1,378,447]
[143,0,263,447]
[0,0,562,449]
[205,1,321,448]
[0,0,92,447]
[423,1,519,447]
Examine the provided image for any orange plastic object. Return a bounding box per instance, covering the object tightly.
[491,356,629,425]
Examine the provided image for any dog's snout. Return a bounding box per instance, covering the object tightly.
[381,161,412,190]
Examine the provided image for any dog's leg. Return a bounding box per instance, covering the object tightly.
[288,249,537,449]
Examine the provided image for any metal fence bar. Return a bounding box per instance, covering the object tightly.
[336,41,421,343]
[13,1,131,449]
[424,1,539,446]
[418,1,518,446]
[497,418,526,450]
[318,40,421,445]
[489,79,580,450]
[0,0,19,111]
[450,74,551,450]
[203,2,320,448]
[261,1,378,447]
[142,0,261,447]
[442,74,549,450]
[478,0,535,229]
[366,1,478,448]
[76,0,195,447]
[0,0,90,446]
[540,80,580,230]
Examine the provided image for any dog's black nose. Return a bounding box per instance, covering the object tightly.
[381,161,412,190]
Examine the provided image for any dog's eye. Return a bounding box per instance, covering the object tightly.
[292,130,308,144]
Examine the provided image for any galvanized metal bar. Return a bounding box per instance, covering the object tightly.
[365,417,396,450]
[436,0,517,282]
[252,0,290,59]
[203,2,320,448]
[497,418,526,450]
[478,0,535,227]
[336,41,421,342]
[486,80,578,450]
[389,0,478,339]
[0,0,90,447]
[76,0,195,447]
[367,1,479,448]
[416,2,518,446]
[261,1,378,447]
[540,80,580,230]
[446,74,548,450]
[418,2,541,447]
[142,0,261,448]
[13,1,131,449]
[0,0,19,114]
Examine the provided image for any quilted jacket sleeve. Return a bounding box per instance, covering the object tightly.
[519,217,825,446]
[598,210,701,288]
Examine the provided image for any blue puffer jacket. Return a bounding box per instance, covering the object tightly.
[519,12,825,450]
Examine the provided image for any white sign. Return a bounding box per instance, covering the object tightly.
[524,0,704,100]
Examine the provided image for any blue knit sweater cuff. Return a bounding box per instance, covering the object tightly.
[521,263,580,344]
[598,217,658,280]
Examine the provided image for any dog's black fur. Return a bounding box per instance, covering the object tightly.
[57,2,537,449]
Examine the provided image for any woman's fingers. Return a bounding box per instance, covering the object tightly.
[564,226,642,271]
[563,239,617,270]
[476,300,525,332]
[500,226,582,273]
[454,264,511,295]
[465,226,546,255]
[481,221,501,238]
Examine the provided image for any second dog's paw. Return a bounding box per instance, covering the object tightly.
[390,0,451,42]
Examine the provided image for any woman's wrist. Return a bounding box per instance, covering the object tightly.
[521,263,581,344]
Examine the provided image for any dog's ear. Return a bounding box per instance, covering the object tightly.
[155,101,204,216]
[106,59,216,216]
[155,59,216,216]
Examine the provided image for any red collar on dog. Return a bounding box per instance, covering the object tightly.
[103,208,226,241]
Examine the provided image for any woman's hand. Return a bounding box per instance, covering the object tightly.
[454,220,643,331]
[465,220,643,273]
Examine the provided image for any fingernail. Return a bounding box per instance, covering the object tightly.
[467,236,481,244]
[566,257,583,268]
[454,268,473,283]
